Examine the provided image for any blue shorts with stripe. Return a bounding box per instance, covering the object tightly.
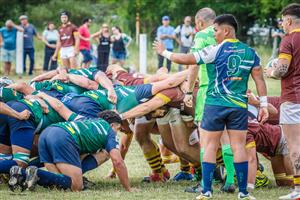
[201,104,248,131]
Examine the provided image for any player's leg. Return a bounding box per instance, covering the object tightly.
[61,58,70,69]
[220,130,235,192]
[271,155,293,186]
[134,118,169,182]
[69,56,78,69]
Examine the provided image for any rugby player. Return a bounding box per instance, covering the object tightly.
[0,102,30,120]
[9,109,132,192]
[154,14,268,200]
[184,7,236,193]
[265,3,300,199]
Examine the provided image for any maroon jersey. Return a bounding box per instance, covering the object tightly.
[247,118,282,157]
[58,23,78,47]
[114,71,145,86]
[279,30,300,104]
[267,96,281,125]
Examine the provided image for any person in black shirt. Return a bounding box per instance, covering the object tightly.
[92,24,111,71]
[111,26,131,67]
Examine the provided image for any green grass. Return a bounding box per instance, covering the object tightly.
[0,46,289,199]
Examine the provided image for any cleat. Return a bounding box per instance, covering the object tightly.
[255,171,270,188]
[162,168,170,180]
[173,171,193,181]
[83,177,96,190]
[220,183,235,193]
[184,183,202,193]
[238,192,256,200]
[279,190,300,200]
[8,166,24,192]
[23,166,39,191]
[196,191,212,200]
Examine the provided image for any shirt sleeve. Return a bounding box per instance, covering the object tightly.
[155,88,181,104]
[193,44,219,65]
[72,25,79,35]
[170,27,176,36]
[253,51,261,68]
[32,25,37,36]
[278,35,292,62]
[105,130,120,152]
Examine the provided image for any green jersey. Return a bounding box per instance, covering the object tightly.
[82,85,140,114]
[31,80,87,95]
[0,87,23,102]
[68,67,98,80]
[53,117,115,153]
[190,26,216,121]
[193,39,261,108]
[18,98,64,132]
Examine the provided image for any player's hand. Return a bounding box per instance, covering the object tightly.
[247,90,259,106]
[108,89,117,104]
[18,110,31,120]
[183,94,193,107]
[258,106,269,124]
[51,54,57,61]
[264,67,274,78]
[50,73,69,83]
[153,40,165,55]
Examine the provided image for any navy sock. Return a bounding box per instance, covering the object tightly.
[201,162,216,193]
[0,160,18,174]
[234,161,248,194]
[36,169,72,190]
[81,155,98,174]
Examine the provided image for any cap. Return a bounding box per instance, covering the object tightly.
[19,15,28,20]
[162,16,170,21]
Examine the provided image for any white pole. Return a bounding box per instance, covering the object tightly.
[16,31,24,75]
[139,34,147,74]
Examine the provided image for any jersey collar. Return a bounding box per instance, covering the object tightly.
[223,38,239,43]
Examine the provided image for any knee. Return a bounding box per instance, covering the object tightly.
[71,178,83,191]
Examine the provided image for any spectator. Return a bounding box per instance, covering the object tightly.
[19,15,41,75]
[156,16,175,72]
[92,24,111,72]
[175,16,194,71]
[270,19,285,60]
[111,26,131,67]
[78,18,92,68]
[42,22,58,71]
[52,11,79,69]
[0,20,23,75]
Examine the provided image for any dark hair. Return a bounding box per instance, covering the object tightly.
[281,3,300,18]
[47,21,54,30]
[98,110,122,124]
[83,18,91,24]
[60,11,70,18]
[113,26,122,33]
[214,14,238,32]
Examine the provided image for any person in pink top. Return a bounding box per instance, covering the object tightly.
[78,18,92,68]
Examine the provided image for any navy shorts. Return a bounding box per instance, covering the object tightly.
[80,49,93,63]
[62,93,102,118]
[41,89,64,100]
[134,84,153,103]
[201,104,248,131]
[39,126,81,168]
[0,113,10,146]
[6,101,36,150]
[111,51,126,61]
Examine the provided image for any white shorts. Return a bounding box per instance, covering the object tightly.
[156,108,182,125]
[280,102,300,124]
[60,46,75,59]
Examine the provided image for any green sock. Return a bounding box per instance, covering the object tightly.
[222,144,235,185]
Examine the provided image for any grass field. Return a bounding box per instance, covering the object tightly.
[0,45,291,200]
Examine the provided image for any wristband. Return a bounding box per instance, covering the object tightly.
[162,50,173,60]
[247,183,255,190]
[119,114,124,120]
[259,96,268,107]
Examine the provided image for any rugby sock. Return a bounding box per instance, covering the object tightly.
[201,162,216,193]
[222,144,235,185]
[0,160,18,174]
[81,155,98,174]
[234,161,248,194]
[144,140,163,173]
[35,169,72,190]
[180,159,191,173]
[0,153,12,160]
[293,175,300,192]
